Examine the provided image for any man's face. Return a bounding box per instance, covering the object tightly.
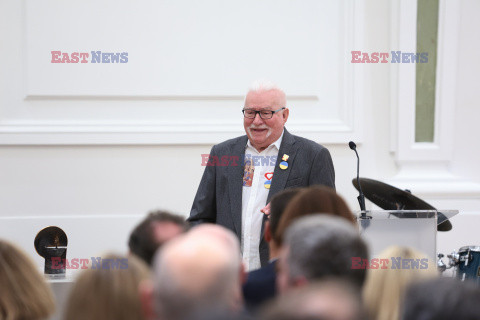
[243,89,289,152]
[152,221,184,246]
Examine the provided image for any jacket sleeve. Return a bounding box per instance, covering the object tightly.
[187,145,217,225]
[308,147,336,190]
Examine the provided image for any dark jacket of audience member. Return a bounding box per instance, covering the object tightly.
[128,210,188,265]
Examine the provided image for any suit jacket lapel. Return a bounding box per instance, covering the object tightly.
[228,136,248,236]
[267,128,298,202]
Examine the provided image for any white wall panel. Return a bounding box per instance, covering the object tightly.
[0,0,364,144]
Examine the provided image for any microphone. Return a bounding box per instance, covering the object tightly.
[349,141,366,213]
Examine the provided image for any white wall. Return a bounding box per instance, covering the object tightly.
[1,0,480,274]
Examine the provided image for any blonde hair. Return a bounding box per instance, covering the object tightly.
[64,253,150,320]
[363,246,438,320]
[0,239,55,320]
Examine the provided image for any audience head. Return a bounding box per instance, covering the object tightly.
[274,186,357,246]
[363,246,437,320]
[402,277,480,320]
[64,253,150,320]
[260,279,365,320]
[128,210,188,265]
[265,188,302,257]
[0,239,55,320]
[151,224,243,320]
[277,215,368,293]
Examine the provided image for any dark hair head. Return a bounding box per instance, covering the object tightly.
[269,188,302,238]
[274,186,356,245]
[128,210,188,265]
[402,277,480,320]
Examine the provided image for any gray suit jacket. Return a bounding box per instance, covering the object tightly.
[188,128,335,266]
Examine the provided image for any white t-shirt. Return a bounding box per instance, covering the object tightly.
[241,131,283,271]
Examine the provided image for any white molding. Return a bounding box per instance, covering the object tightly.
[394,0,459,162]
[389,0,400,153]
[0,118,354,145]
[390,0,480,202]
[1,0,365,145]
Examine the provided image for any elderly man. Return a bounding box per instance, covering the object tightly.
[150,225,244,320]
[188,80,335,271]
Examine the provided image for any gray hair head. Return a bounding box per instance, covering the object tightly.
[284,214,368,288]
[244,79,287,108]
[248,79,284,93]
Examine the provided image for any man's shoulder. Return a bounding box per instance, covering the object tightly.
[289,131,328,151]
[213,135,247,151]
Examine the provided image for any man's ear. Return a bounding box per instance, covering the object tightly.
[264,220,272,243]
[240,261,247,285]
[139,280,155,320]
[282,108,289,123]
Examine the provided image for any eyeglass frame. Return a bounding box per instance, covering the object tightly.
[242,107,286,120]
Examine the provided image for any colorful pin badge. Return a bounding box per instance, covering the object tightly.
[264,172,273,189]
[279,154,289,170]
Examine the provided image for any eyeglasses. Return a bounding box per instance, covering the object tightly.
[242,107,286,120]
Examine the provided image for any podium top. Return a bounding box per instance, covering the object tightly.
[354,210,459,223]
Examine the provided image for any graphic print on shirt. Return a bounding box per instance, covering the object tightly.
[243,159,255,187]
[264,172,274,189]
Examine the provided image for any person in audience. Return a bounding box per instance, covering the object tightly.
[363,246,437,320]
[0,239,56,320]
[277,215,368,294]
[402,277,480,320]
[242,188,301,311]
[128,210,188,265]
[64,253,150,320]
[147,224,244,320]
[260,279,365,320]
[274,185,357,246]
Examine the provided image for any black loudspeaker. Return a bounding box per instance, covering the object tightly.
[34,226,68,277]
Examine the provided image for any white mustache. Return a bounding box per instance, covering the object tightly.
[248,125,269,130]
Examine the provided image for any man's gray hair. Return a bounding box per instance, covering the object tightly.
[248,79,284,93]
[244,79,287,108]
[284,214,368,288]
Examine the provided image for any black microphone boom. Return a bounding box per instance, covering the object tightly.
[349,141,366,213]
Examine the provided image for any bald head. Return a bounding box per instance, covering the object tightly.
[152,225,243,320]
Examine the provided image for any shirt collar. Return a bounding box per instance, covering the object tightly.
[246,129,284,152]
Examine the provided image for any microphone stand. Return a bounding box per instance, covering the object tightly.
[349,141,369,219]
